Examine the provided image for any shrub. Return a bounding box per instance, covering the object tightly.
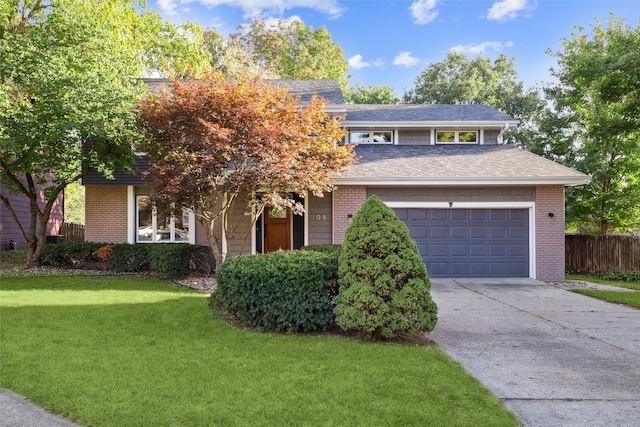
[214,250,337,332]
[334,195,437,340]
[41,242,106,268]
[92,245,113,263]
[108,244,150,273]
[147,244,211,278]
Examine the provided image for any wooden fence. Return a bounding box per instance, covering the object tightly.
[61,222,85,243]
[565,234,640,274]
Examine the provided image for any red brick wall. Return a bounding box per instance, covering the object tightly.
[535,185,566,281]
[332,186,367,244]
[85,186,128,243]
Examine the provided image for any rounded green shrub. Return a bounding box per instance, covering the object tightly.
[214,250,337,332]
[334,195,437,340]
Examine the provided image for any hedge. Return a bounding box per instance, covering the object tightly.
[214,250,338,332]
[41,242,211,278]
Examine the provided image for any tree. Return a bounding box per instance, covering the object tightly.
[334,195,437,340]
[544,15,640,234]
[403,52,545,150]
[344,83,399,104]
[0,0,210,267]
[234,18,350,89]
[137,70,355,268]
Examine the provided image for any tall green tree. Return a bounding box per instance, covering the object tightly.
[233,18,350,89]
[0,0,210,266]
[344,83,399,104]
[544,15,640,234]
[403,52,545,150]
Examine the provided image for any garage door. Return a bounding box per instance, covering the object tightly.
[394,208,529,278]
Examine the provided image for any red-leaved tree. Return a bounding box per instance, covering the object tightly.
[138,70,355,267]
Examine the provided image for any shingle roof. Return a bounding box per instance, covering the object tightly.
[268,79,345,104]
[139,78,345,104]
[336,144,588,186]
[344,104,517,123]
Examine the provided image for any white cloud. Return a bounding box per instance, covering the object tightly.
[178,1,344,19]
[262,15,303,28]
[348,55,385,70]
[486,0,531,22]
[393,51,420,67]
[157,0,178,15]
[348,54,371,70]
[409,0,439,25]
[450,41,515,54]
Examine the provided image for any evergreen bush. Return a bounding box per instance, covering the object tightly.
[214,250,337,332]
[334,195,437,340]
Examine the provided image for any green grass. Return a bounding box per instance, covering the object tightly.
[566,274,640,291]
[571,289,640,308]
[0,249,28,270]
[0,276,520,427]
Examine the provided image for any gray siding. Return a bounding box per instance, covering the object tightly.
[226,193,254,257]
[307,193,332,245]
[368,186,535,202]
[398,130,430,145]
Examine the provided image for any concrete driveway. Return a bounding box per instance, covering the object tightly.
[430,278,640,427]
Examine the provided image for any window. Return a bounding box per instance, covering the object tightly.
[136,195,191,243]
[349,131,393,144]
[436,131,478,144]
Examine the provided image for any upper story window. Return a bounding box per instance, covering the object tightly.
[436,131,478,144]
[349,131,393,144]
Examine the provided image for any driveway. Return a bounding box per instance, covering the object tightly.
[430,278,640,427]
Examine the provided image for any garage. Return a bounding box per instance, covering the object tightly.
[393,208,530,278]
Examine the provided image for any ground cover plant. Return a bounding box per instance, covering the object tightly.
[0,275,520,427]
[566,274,640,291]
[571,288,640,308]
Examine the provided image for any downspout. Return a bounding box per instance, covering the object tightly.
[497,123,510,145]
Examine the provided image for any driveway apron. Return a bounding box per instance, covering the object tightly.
[430,278,640,427]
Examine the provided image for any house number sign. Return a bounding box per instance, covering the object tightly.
[313,215,329,221]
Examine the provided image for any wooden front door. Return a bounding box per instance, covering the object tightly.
[264,206,291,252]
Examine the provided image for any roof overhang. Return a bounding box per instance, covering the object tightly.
[332,175,590,187]
[341,120,519,128]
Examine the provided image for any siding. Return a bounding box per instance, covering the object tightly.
[307,193,332,245]
[225,193,254,257]
[368,186,535,202]
[1,182,63,250]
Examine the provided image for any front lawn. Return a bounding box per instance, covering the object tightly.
[571,289,640,308]
[0,275,519,427]
[566,274,640,291]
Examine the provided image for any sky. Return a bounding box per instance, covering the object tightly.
[151,0,640,96]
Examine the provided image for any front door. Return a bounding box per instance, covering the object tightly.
[264,206,291,252]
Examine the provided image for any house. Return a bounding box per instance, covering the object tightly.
[83,79,588,281]
[0,183,64,250]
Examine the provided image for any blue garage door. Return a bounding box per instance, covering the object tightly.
[394,208,529,278]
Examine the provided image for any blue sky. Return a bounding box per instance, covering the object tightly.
[152,0,640,96]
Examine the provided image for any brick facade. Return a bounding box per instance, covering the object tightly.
[535,185,566,281]
[85,186,128,243]
[332,186,367,244]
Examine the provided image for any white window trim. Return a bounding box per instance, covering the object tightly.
[435,130,479,145]
[132,192,195,244]
[383,201,536,280]
[348,130,394,144]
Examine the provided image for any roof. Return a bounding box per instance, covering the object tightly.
[139,78,345,105]
[335,144,589,186]
[268,79,345,104]
[344,104,518,126]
